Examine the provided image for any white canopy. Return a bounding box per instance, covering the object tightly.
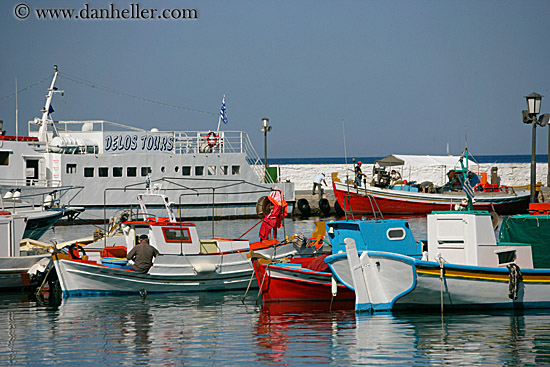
[376,154,475,168]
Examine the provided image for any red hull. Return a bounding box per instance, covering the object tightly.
[252,257,355,303]
[333,182,530,215]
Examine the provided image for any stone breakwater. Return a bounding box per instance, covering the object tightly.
[278,163,549,191]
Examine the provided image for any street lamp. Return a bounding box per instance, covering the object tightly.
[260,117,272,181]
[523,93,550,202]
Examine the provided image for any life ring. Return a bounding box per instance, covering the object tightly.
[68,243,86,260]
[205,132,221,148]
[297,198,311,217]
[318,198,331,216]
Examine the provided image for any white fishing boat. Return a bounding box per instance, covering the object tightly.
[0,212,50,290]
[1,188,83,240]
[52,188,299,296]
[328,151,550,312]
[0,66,294,221]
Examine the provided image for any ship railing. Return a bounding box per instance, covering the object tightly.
[0,178,62,188]
[0,185,84,211]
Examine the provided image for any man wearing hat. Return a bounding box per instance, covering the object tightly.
[126,234,160,273]
[354,161,365,188]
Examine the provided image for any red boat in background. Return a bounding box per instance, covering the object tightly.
[333,153,530,216]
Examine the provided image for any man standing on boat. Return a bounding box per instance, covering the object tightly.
[354,161,365,188]
[127,234,159,273]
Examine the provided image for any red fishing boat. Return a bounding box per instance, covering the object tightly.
[333,153,530,215]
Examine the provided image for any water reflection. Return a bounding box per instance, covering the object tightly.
[1,288,550,365]
[352,310,550,366]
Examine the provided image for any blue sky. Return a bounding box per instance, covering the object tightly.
[1,0,550,158]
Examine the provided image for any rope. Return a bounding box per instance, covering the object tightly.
[437,255,446,314]
[0,74,53,102]
[241,269,256,304]
[238,218,264,239]
[58,72,217,116]
[507,263,523,300]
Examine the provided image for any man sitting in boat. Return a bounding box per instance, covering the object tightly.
[126,234,159,273]
[390,170,402,185]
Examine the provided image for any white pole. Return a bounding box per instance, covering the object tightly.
[15,78,18,140]
[216,94,225,132]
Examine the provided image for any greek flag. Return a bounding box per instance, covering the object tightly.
[462,179,475,199]
[220,96,228,124]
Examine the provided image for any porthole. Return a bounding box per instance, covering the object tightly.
[387,228,406,241]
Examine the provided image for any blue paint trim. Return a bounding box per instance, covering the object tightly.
[415,260,550,275]
[355,302,373,313]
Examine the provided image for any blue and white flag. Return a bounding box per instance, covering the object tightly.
[462,179,475,199]
[219,96,228,124]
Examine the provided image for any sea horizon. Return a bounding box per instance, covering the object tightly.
[270,154,550,165]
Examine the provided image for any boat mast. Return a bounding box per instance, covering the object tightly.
[37,65,59,142]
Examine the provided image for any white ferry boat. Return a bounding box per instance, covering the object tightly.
[0,67,294,221]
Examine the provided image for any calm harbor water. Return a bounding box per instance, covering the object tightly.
[2,217,550,366]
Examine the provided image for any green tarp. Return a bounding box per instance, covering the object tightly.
[499,215,550,268]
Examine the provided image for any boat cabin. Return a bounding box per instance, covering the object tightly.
[121,190,250,256]
[427,211,533,268]
[327,218,421,257]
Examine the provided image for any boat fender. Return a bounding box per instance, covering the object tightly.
[68,243,86,260]
[334,200,345,218]
[193,263,217,273]
[297,198,311,217]
[507,263,523,300]
[318,198,331,216]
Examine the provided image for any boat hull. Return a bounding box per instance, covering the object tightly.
[54,243,298,296]
[333,182,530,215]
[334,251,550,312]
[252,257,355,303]
[0,255,50,289]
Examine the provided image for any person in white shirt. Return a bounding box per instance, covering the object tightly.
[312,173,327,195]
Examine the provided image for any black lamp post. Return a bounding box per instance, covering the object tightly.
[261,117,272,181]
[524,93,543,203]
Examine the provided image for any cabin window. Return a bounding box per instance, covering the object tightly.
[99,167,109,177]
[208,165,216,175]
[195,166,204,176]
[84,167,94,177]
[141,167,152,176]
[182,166,191,176]
[162,227,192,243]
[66,163,77,174]
[127,167,137,177]
[113,167,123,177]
[220,165,228,175]
[232,165,240,175]
[387,228,406,241]
[0,152,9,166]
[161,166,166,173]
[174,166,179,173]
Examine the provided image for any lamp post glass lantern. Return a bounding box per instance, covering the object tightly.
[261,117,271,181]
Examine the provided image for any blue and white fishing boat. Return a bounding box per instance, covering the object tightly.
[327,150,550,312]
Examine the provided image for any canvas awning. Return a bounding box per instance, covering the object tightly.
[375,154,474,168]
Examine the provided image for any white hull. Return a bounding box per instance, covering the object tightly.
[0,255,49,289]
[334,251,550,312]
[54,242,298,296]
